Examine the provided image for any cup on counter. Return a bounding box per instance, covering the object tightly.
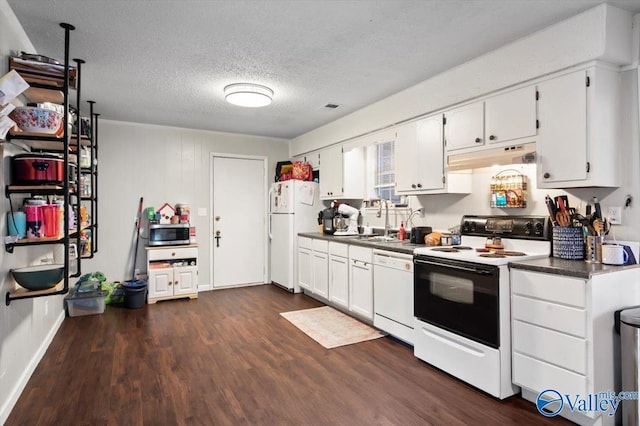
[601,244,628,265]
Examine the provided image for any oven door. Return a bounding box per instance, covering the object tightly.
[414,255,500,348]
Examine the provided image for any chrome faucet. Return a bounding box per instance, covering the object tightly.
[406,208,423,231]
[384,200,390,238]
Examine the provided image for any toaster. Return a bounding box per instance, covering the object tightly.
[410,226,433,244]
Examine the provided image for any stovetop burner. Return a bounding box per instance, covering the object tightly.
[479,253,506,258]
[430,246,473,253]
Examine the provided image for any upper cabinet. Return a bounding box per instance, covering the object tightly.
[318,145,365,199]
[444,102,484,151]
[536,66,620,188]
[445,86,538,152]
[395,114,471,195]
[485,86,537,145]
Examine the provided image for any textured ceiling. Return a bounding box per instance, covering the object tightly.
[6,0,640,139]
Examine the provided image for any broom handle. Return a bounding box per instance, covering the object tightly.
[132,197,144,281]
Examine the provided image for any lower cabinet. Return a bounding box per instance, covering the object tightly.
[329,242,349,309]
[297,238,313,291]
[312,239,329,298]
[510,267,639,426]
[297,237,374,322]
[146,245,198,304]
[349,245,373,320]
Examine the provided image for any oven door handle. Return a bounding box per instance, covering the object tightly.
[414,259,494,275]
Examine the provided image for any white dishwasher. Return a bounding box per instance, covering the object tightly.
[373,249,414,345]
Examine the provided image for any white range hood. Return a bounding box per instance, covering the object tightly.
[447,143,536,171]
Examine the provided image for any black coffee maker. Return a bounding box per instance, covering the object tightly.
[322,208,337,235]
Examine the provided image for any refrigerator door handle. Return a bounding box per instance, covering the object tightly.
[268,214,273,240]
[268,186,275,213]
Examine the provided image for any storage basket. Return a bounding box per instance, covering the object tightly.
[552,227,584,260]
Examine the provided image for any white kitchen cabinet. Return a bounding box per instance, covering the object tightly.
[146,245,198,304]
[444,85,537,152]
[297,237,312,291]
[328,242,349,309]
[484,85,537,146]
[536,66,620,188]
[306,239,329,299]
[395,115,444,193]
[444,101,484,151]
[349,245,373,320]
[395,114,471,195]
[510,266,639,425]
[318,145,365,199]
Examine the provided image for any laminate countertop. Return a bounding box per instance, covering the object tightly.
[509,257,639,279]
[298,232,421,256]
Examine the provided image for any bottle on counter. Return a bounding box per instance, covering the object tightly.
[398,221,406,241]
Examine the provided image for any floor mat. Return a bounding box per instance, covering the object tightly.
[280,306,386,349]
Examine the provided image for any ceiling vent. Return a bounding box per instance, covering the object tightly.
[324,103,340,109]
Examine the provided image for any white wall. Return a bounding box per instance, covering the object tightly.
[292,4,640,243]
[0,1,66,423]
[81,120,289,288]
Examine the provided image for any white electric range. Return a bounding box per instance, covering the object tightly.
[412,215,551,399]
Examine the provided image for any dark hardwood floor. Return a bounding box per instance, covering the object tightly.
[7,285,572,425]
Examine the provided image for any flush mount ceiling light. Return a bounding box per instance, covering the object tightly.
[224,83,273,107]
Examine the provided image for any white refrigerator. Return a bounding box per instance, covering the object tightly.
[269,180,320,293]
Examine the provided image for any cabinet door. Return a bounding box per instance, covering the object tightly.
[415,115,444,191]
[312,251,329,298]
[485,85,537,145]
[394,121,418,193]
[298,247,312,291]
[329,255,349,309]
[349,260,373,320]
[148,268,173,299]
[537,70,588,185]
[173,266,198,296]
[319,145,343,198]
[444,101,484,151]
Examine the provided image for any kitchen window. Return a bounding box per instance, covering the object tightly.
[367,140,400,203]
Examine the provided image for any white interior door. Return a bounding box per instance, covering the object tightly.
[212,155,266,287]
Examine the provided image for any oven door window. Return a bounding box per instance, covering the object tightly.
[430,272,474,304]
[414,257,499,348]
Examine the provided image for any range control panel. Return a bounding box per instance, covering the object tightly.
[460,215,550,240]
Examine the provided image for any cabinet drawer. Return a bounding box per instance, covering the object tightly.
[329,241,348,257]
[513,320,587,375]
[147,246,197,261]
[312,239,329,253]
[298,236,312,250]
[349,245,372,263]
[513,352,588,397]
[512,295,586,338]
[511,269,586,308]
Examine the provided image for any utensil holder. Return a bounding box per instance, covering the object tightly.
[585,236,604,263]
[552,227,584,260]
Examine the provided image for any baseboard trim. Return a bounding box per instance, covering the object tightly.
[0,310,65,425]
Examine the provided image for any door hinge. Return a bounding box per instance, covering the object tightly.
[586,162,590,173]
[443,115,447,125]
[341,147,344,153]
[586,76,591,87]
[536,119,539,129]
[535,90,539,101]
[442,175,445,184]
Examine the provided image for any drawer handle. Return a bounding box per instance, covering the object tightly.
[421,327,485,357]
[172,252,176,257]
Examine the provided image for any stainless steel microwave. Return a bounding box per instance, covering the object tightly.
[148,223,190,246]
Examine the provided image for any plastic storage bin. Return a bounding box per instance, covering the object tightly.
[65,288,107,317]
